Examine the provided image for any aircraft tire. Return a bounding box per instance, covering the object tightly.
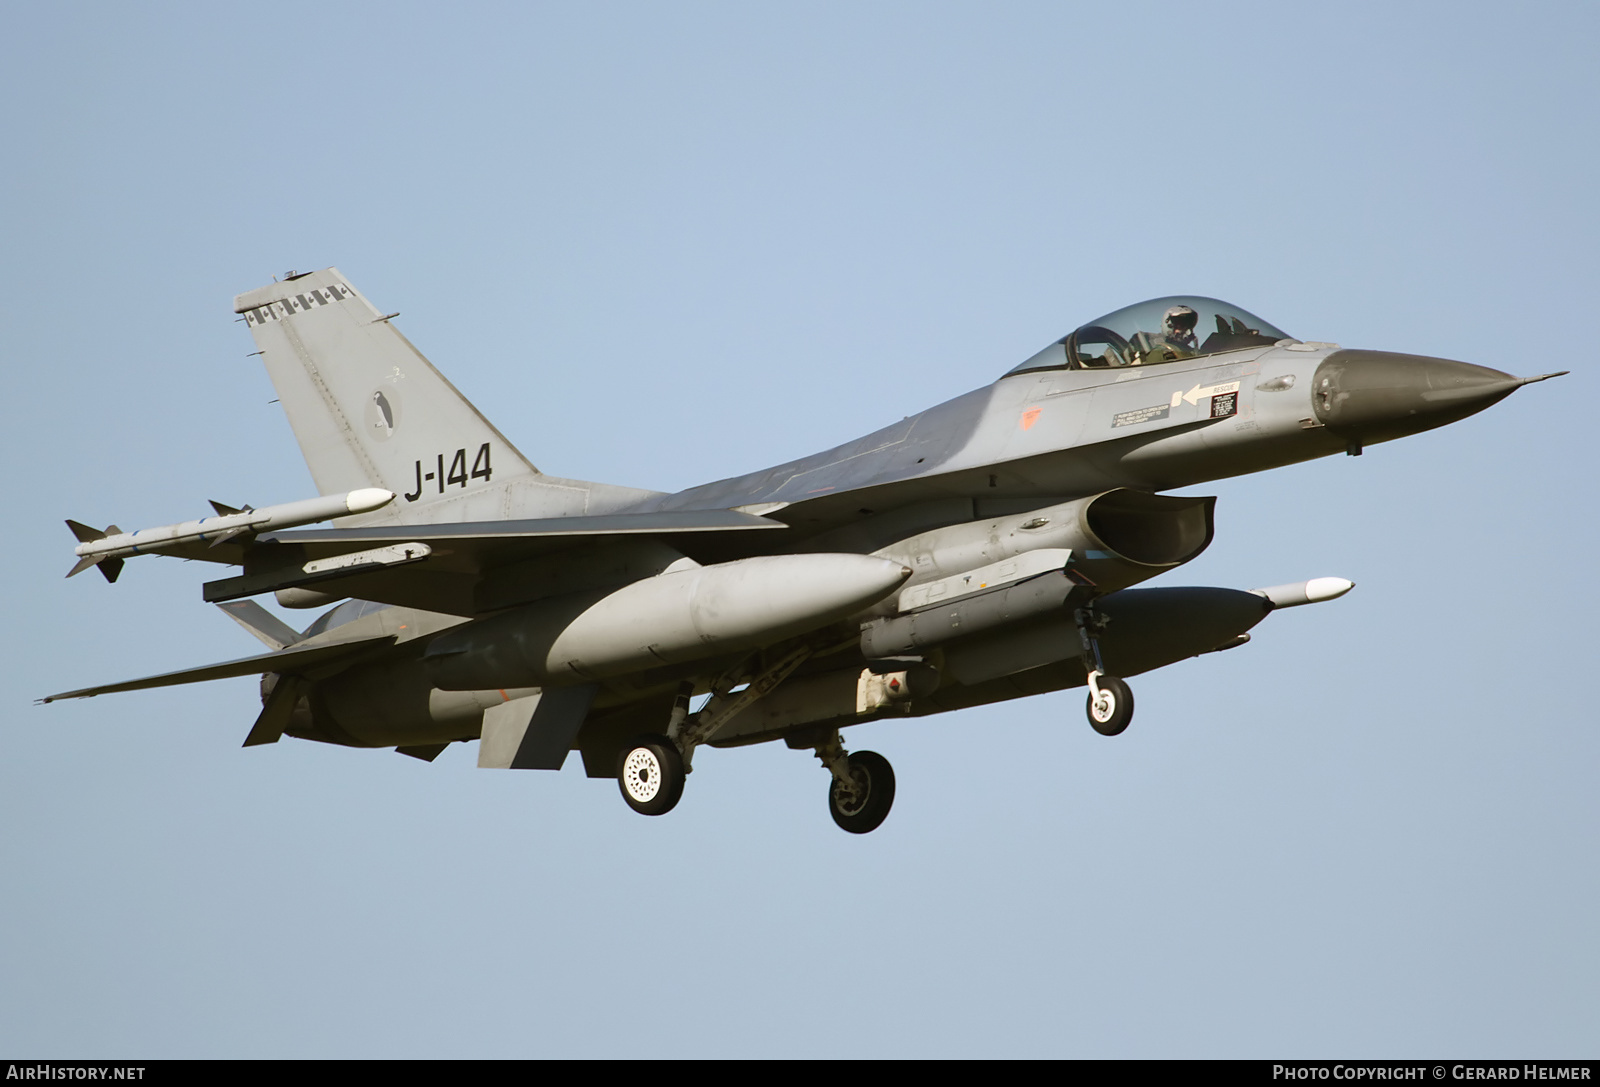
[1086,676,1134,736]
[828,750,895,834]
[617,734,685,816]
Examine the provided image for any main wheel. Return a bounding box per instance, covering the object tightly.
[1086,676,1134,736]
[828,750,896,834]
[617,734,685,816]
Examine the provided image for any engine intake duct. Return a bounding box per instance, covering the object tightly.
[873,488,1216,608]
[1082,490,1214,568]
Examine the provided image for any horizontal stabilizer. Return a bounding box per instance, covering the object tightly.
[40,634,394,703]
[216,600,303,650]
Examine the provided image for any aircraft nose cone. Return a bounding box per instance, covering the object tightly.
[1310,349,1522,441]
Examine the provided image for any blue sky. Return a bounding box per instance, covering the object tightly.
[3,2,1595,1057]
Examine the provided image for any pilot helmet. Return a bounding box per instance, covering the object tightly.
[1163,305,1199,334]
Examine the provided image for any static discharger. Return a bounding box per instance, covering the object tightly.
[65,488,396,581]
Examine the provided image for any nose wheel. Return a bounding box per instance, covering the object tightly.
[1075,605,1133,737]
[1085,674,1133,736]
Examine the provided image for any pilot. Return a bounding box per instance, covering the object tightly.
[1162,305,1200,350]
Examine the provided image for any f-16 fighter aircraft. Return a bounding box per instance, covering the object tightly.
[45,271,1565,833]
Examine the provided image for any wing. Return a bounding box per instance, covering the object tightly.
[200,509,790,617]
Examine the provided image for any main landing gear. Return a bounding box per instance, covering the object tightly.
[617,724,899,835]
[1076,605,1134,737]
[614,650,901,834]
[616,647,812,819]
[813,729,895,834]
[617,734,685,816]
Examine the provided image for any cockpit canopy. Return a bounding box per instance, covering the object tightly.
[1006,296,1293,377]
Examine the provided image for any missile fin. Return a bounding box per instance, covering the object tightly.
[66,555,101,579]
[209,500,246,516]
[65,519,106,544]
[98,558,124,584]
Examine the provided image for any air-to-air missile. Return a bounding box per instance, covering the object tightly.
[65,488,396,581]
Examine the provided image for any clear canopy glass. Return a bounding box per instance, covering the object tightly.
[1006,296,1293,377]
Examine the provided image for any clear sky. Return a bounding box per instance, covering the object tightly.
[3,1,1595,1058]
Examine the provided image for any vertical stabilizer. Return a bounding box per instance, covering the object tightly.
[234,269,655,525]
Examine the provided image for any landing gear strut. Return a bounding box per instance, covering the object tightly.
[814,729,895,834]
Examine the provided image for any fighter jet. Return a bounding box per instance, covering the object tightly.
[44,271,1564,833]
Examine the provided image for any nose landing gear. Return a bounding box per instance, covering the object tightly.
[1076,605,1134,736]
[1085,672,1133,736]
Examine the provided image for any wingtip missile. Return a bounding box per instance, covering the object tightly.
[66,489,398,574]
[344,488,396,515]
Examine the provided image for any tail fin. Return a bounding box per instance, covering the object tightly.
[234,269,654,525]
